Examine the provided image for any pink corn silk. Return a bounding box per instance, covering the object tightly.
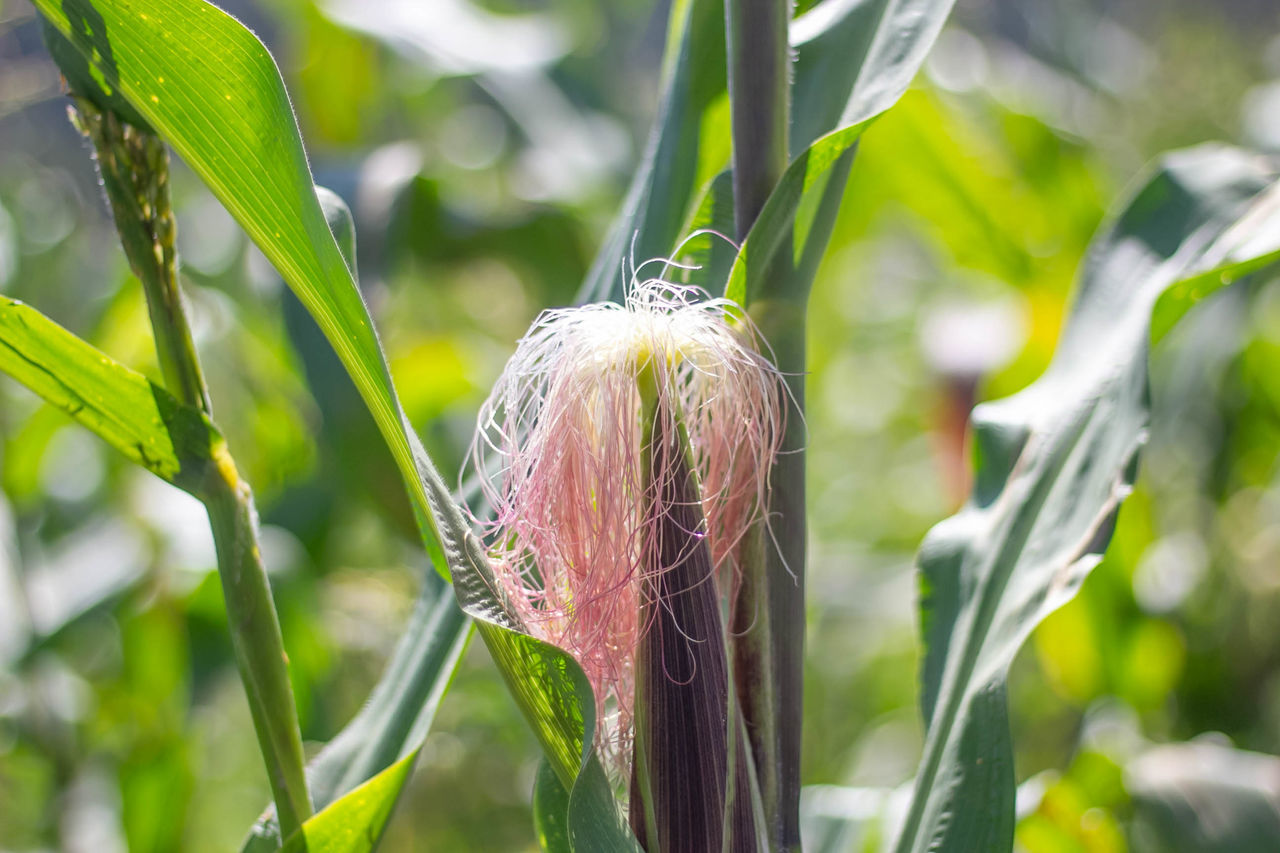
[470,281,785,765]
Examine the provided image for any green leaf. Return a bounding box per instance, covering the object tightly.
[678,0,957,299]
[470,620,593,787]
[566,756,643,852]
[892,145,1280,853]
[577,0,726,304]
[277,751,418,853]
[455,600,640,850]
[533,760,572,853]
[534,755,641,853]
[721,0,961,306]
[32,1,628,844]
[790,0,959,155]
[0,297,218,497]
[0,296,316,835]
[722,125,860,307]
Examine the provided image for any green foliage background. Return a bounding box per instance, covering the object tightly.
[1,0,1279,849]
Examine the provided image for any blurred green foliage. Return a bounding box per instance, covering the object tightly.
[1,0,1279,849]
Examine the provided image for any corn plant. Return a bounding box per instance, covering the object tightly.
[3,0,1280,851]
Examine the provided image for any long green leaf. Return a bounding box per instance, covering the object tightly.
[33,0,631,845]
[533,760,573,853]
[892,145,1280,853]
[0,297,217,497]
[533,755,643,853]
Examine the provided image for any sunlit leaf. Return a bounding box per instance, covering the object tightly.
[680,0,958,298]
[533,760,572,853]
[277,752,417,853]
[790,0,959,155]
[534,756,641,853]
[891,145,1280,853]
[0,297,218,496]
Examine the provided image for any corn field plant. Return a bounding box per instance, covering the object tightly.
[3,0,1280,851]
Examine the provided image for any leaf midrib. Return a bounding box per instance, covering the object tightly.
[895,396,1099,851]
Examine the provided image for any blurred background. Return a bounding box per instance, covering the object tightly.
[2,0,1280,849]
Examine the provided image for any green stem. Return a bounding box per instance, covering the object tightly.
[72,99,312,836]
[736,146,854,850]
[71,99,211,413]
[748,295,806,852]
[729,522,777,837]
[724,0,791,238]
[723,2,796,847]
[204,445,314,835]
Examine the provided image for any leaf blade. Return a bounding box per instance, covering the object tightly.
[0,297,217,497]
[893,145,1280,853]
[790,0,958,155]
[278,751,418,853]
